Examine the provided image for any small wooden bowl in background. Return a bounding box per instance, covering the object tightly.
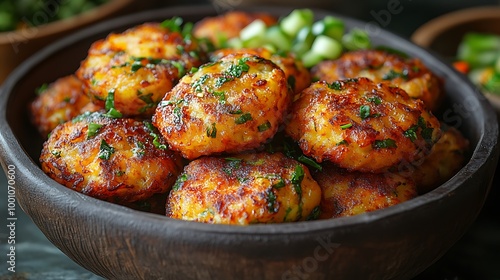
[0,0,137,84]
[411,6,500,114]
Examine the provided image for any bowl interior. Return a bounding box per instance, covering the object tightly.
[3,6,492,167]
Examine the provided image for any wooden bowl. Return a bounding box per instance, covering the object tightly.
[0,0,136,83]
[0,5,498,280]
[411,6,500,114]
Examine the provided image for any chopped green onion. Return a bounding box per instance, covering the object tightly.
[310,35,343,60]
[265,25,292,51]
[87,123,103,139]
[280,9,314,38]
[312,16,345,41]
[342,28,371,51]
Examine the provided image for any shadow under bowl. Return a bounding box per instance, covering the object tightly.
[0,5,499,280]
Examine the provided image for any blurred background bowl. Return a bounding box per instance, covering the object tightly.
[0,0,138,83]
[411,6,500,114]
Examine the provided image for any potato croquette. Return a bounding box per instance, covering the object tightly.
[405,126,469,194]
[311,49,444,111]
[166,152,322,225]
[193,11,277,48]
[153,53,290,160]
[211,47,311,96]
[76,23,206,117]
[30,75,101,138]
[285,78,442,173]
[40,112,184,205]
[315,163,418,218]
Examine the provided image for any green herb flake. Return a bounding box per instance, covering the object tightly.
[192,74,210,93]
[160,16,183,32]
[132,141,146,157]
[206,123,217,138]
[258,121,272,132]
[267,189,278,213]
[172,173,188,191]
[291,165,304,194]
[366,96,382,105]
[36,83,48,95]
[215,76,234,88]
[87,123,103,139]
[340,123,352,130]
[131,60,143,72]
[336,140,349,146]
[104,89,122,118]
[372,139,397,149]
[404,125,418,142]
[212,91,226,104]
[171,61,186,77]
[51,150,61,158]
[328,81,342,90]
[235,113,252,124]
[144,121,167,150]
[359,105,371,119]
[306,206,321,221]
[297,155,322,171]
[382,69,409,81]
[98,139,115,160]
[272,177,286,189]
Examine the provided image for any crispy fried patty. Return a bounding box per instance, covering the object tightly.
[153,53,290,159]
[76,23,206,117]
[166,152,321,224]
[40,112,183,204]
[311,49,444,111]
[285,77,442,173]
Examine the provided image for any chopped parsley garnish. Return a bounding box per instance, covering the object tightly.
[36,83,48,95]
[51,150,61,158]
[131,60,143,72]
[297,155,322,171]
[372,139,397,149]
[272,177,286,189]
[170,60,186,77]
[235,113,252,124]
[418,116,434,143]
[104,89,122,118]
[291,165,304,195]
[226,57,250,78]
[359,105,371,119]
[336,140,349,146]
[212,91,226,104]
[340,123,352,130]
[206,123,217,138]
[172,173,188,191]
[144,121,167,150]
[328,81,342,90]
[366,96,382,105]
[382,69,409,81]
[132,141,146,157]
[98,139,115,160]
[404,125,418,142]
[87,123,103,139]
[258,121,272,132]
[267,189,278,213]
[160,16,183,32]
[306,206,321,221]
[192,74,210,93]
[215,76,234,88]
